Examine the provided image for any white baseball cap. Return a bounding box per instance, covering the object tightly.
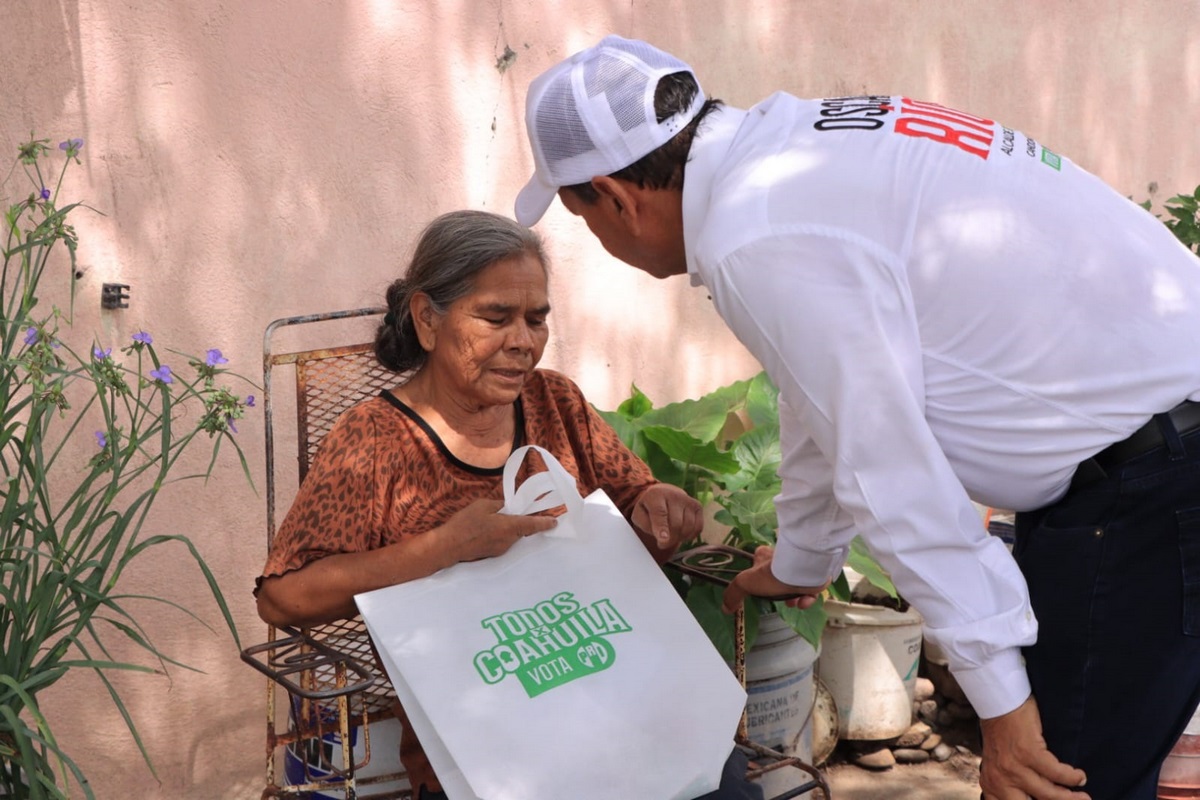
[515,35,705,226]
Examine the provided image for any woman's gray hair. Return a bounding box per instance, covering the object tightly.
[375,210,548,373]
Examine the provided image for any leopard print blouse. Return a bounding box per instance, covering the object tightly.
[258,369,656,584]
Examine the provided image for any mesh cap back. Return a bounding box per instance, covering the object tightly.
[515,35,704,226]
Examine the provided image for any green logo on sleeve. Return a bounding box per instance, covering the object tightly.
[472,591,632,698]
[1041,148,1062,170]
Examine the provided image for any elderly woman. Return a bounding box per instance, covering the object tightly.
[255,210,761,800]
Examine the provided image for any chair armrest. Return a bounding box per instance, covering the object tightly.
[666,544,755,587]
[240,624,379,700]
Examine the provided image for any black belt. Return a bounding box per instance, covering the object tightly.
[1071,400,1200,491]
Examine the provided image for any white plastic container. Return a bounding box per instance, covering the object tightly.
[743,613,820,798]
[819,599,924,741]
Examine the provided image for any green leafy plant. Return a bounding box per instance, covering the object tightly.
[0,134,255,798]
[1141,185,1200,254]
[598,371,895,656]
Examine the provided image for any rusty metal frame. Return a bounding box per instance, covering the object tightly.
[242,307,411,800]
[261,308,389,546]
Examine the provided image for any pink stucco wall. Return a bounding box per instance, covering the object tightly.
[2,1,1198,796]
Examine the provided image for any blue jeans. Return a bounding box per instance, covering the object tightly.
[416,747,762,800]
[1014,423,1200,799]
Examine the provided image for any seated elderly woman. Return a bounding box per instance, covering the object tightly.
[255,210,762,800]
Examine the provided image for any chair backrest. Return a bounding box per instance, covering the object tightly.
[263,308,394,546]
[261,307,400,718]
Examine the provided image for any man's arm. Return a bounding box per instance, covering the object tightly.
[704,233,1038,713]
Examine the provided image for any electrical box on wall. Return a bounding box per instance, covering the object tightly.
[101,283,129,309]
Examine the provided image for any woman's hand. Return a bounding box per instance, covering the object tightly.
[441,498,558,562]
[257,499,556,628]
[631,483,704,557]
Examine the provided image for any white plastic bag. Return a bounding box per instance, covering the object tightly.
[356,445,746,800]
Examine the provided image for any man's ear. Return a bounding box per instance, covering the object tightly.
[590,176,644,233]
[409,293,438,352]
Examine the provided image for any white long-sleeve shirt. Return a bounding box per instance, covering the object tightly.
[681,95,1200,719]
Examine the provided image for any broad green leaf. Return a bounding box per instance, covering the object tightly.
[641,440,686,488]
[615,384,653,419]
[1168,205,1195,223]
[638,379,750,443]
[722,424,781,493]
[827,570,852,603]
[641,425,741,474]
[773,596,827,649]
[744,371,780,428]
[715,490,779,545]
[684,581,759,661]
[847,535,898,598]
[684,582,734,660]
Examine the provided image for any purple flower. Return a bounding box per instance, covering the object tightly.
[39,187,50,200]
[205,348,228,367]
[149,364,173,384]
[132,330,152,345]
[95,431,107,448]
[58,138,84,152]
[245,395,256,407]
[23,327,38,346]
[225,415,238,434]
[93,345,112,360]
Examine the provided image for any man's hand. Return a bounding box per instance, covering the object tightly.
[631,483,704,554]
[979,695,1089,800]
[720,545,827,613]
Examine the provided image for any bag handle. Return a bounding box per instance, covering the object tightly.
[500,445,585,517]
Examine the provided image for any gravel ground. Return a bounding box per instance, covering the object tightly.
[823,756,981,799]
[813,710,983,800]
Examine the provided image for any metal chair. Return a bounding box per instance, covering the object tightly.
[240,308,411,799]
[240,309,831,800]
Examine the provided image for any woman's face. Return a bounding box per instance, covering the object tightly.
[419,252,550,410]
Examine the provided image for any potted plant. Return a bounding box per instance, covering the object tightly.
[597,370,896,654]
[0,134,256,798]
[599,372,911,771]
